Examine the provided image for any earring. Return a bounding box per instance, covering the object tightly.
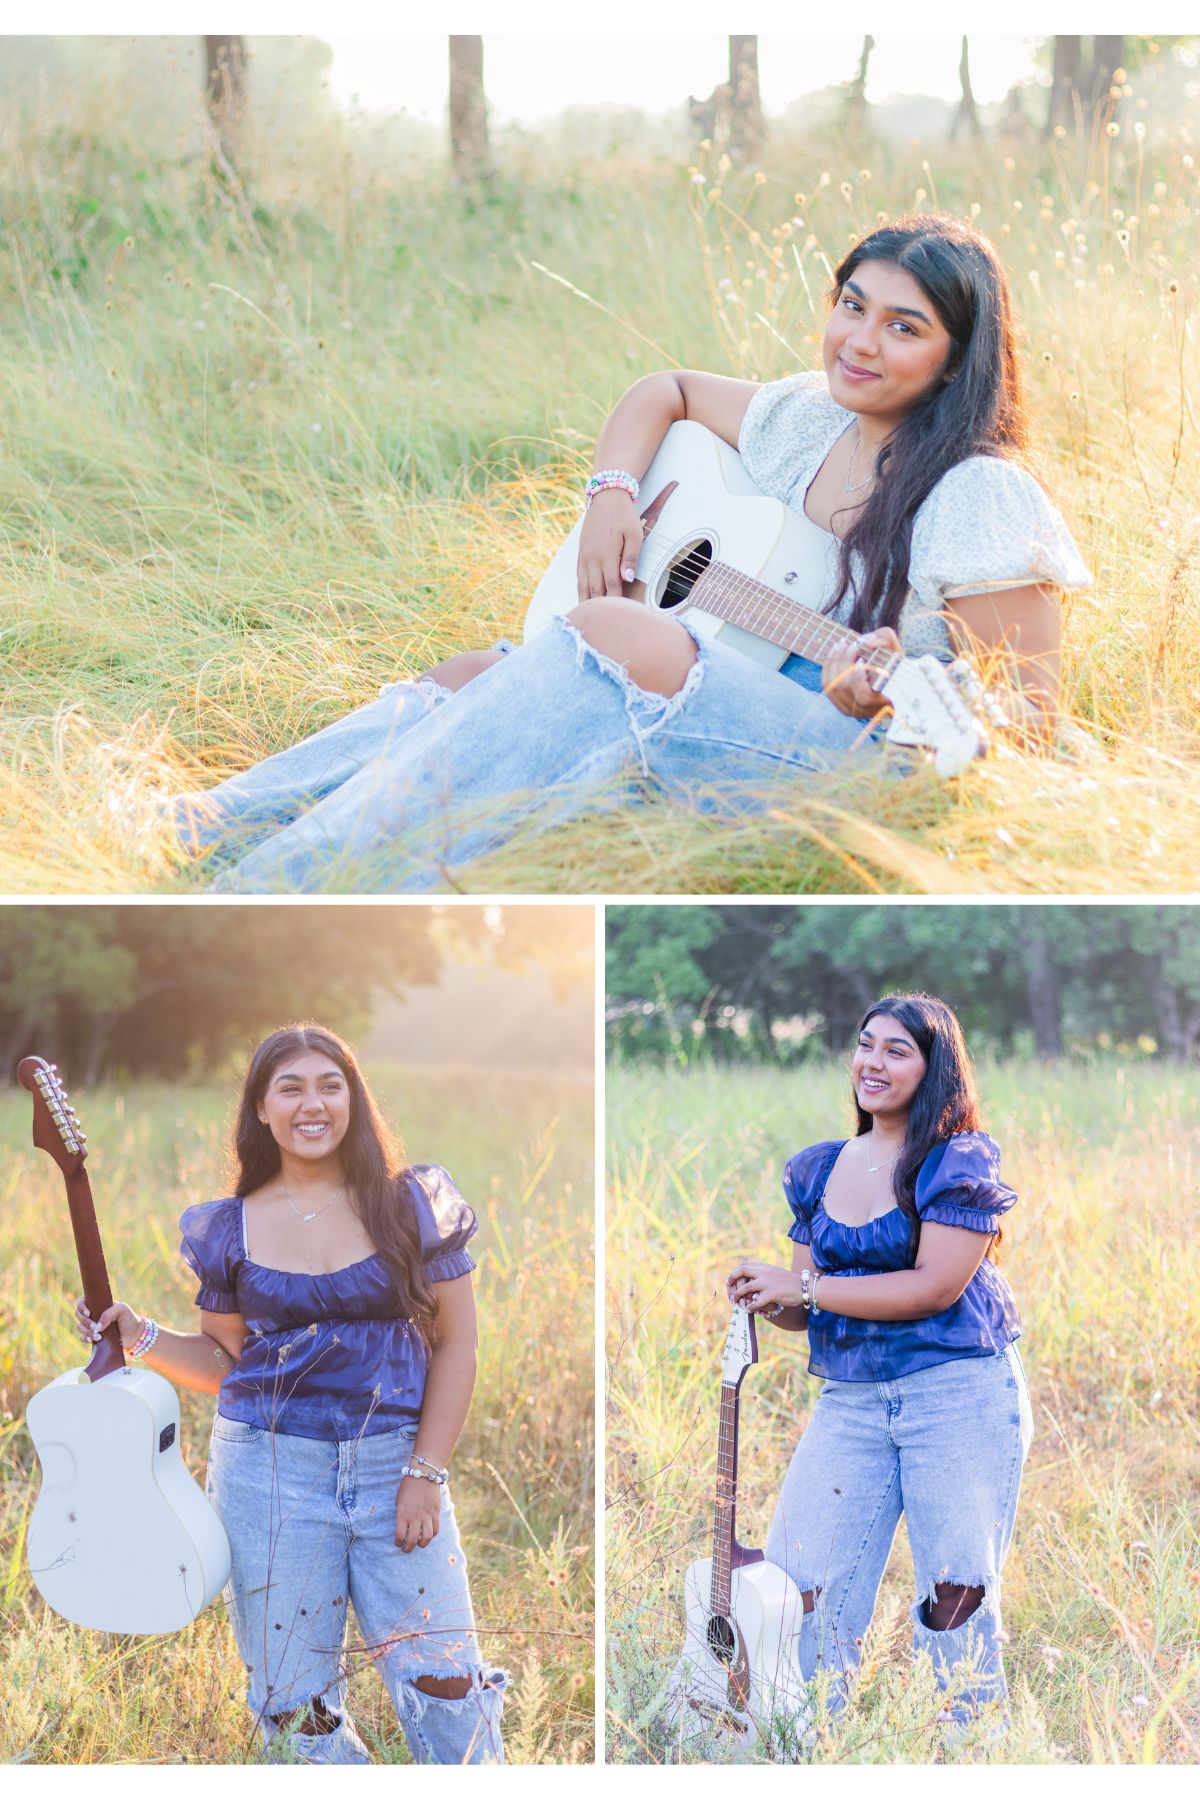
[258,1114,267,1125]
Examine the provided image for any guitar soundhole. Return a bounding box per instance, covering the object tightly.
[659,538,713,610]
[706,1613,736,1664]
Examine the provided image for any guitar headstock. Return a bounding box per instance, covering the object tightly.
[17,1056,88,1173]
[720,1303,758,1388]
[880,655,991,777]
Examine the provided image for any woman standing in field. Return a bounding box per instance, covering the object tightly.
[177,213,1090,892]
[725,992,1032,1730]
[76,1023,505,1765]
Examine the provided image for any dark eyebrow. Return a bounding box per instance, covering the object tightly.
[844,278,933,326]
[860,1030,916,1047]
[270,1066,344,1084]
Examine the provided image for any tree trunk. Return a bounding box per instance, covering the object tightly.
[204,36,245,130]
[1091,35,1126,100]
[846,36,875,133]
[1045,35,1082,136]
[1023,928,1063,1058]
[728,36,765,165]
[449,36,493,184]
[1001,83,1029,138]
[950,36,983,141]
[1147,965,1200,1063]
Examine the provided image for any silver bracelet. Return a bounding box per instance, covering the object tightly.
[400,1463,448,1487]
[810,1272,823,1316]
[414,1452,450,1481]
[799,1269,813,1311]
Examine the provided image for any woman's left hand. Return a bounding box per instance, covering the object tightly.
[395,1477,441,1553]
[726,1260,804,1313]
[820,627,901,718]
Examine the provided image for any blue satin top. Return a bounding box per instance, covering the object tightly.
[179,1164,477,1441]
[784,1132,1021,1384]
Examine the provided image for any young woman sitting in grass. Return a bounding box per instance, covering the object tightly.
[75,1023,505,1765]
[726,992,1032,1734]
[177,214,1089,892]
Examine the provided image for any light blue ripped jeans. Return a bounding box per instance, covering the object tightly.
[177,617,878,894]
[206,1417,506,1764]
[765,1345,1033,1727]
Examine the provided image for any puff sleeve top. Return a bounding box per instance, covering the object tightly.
[738,372,1091,658]
[179,1163,477,1440]
[783,1131,1021,1383]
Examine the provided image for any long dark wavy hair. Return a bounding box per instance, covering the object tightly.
[853,993,988,1252]
[232,1024,439,1339]
[827,214,1031,634]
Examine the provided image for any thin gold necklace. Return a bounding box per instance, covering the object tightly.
[844,428,875,494]
[281,1186,345,1225]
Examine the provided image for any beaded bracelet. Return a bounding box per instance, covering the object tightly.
[585,468,640,508]
[414,1452,450,1482]
[400,1462,449,1487]
[126,1316,159,1360]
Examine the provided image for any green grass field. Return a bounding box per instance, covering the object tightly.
[1,77,1198,893]
[0,1064,594,1764]
[606,1057,1200,1762]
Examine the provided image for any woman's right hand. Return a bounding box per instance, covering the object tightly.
[75,1297,142,1349]
[576,489,645,600]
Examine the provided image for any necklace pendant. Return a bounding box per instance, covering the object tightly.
[302,1210,317,1223]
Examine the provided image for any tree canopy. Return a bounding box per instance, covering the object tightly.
[0,904,590,1084]
[606,905,1200,1063]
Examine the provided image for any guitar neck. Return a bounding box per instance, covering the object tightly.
[690,561,902,680]
[710,1383,741,1617]
[66,1165,124,1382]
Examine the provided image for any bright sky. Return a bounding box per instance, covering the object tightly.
[324,35,1043,124]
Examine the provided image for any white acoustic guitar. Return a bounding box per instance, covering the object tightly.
[667,1304,807,1754]
[525,419,1005,777]
[20,1056,232,1635]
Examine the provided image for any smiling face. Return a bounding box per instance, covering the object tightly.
[258,1050,351,1170]
[851,1012,929,1125]
[824,258,955,432]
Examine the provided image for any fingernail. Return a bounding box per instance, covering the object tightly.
[622,566,635,582]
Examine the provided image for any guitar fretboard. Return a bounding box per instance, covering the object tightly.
[710,1383,740,1618]
[688,560,902,683]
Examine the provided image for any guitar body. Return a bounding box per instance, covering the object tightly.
[669,1554,808,1753]
[27,1364,232,1633]
[18,1055,232,1636]
[525,419,838,670]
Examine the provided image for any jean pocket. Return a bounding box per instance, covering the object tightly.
[210,1415,265,1446]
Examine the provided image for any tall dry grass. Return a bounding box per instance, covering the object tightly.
[606,1056,1200,1762]
[0,69,1197,892]
[0,1065,594,1763]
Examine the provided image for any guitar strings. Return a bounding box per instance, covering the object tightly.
[650,545,897,672]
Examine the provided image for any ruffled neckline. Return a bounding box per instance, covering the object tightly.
[233,1196,384,1281]
[811,1140,903,1237]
